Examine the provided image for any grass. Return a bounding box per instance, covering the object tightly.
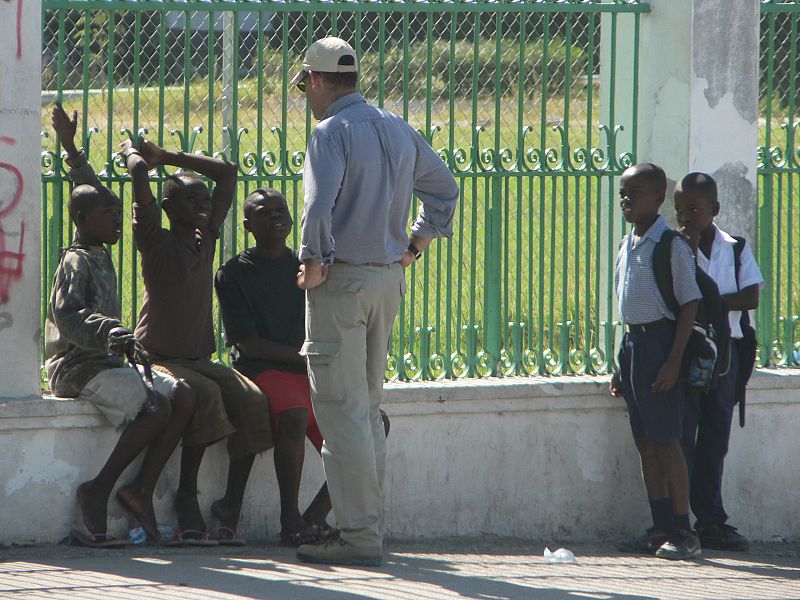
[42,71,628,380]
[41,73,800,379]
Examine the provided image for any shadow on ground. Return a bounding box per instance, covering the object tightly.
[0,540,798,599]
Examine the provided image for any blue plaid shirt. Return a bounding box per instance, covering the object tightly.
[615,215,702,325]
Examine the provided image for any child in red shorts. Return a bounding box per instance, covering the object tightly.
[215,188,389,545]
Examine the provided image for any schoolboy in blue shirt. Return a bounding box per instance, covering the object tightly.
[610,163,703,559]
[674,172,763,551]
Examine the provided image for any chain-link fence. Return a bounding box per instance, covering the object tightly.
[758,0,800,367]
[42,0,648,383]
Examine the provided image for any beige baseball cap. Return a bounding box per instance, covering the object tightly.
[290,37,358,87]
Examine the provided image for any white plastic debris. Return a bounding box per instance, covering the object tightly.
[544,547,577,563]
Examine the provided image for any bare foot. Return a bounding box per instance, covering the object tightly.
[77,480,108,536]
[174,488,206,534]
[117,484,160,542]
[211,498,241,535]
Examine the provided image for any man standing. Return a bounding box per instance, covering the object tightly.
[292,37,459,566]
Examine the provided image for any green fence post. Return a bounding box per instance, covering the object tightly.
[484,175,503,373]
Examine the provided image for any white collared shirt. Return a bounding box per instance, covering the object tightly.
[696,224,764,339]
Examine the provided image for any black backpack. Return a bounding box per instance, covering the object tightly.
[732,236,758,427]
[652,229,731,392]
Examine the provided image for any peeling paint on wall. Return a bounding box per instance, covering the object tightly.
[713,161,757,241]
[693,0,758,124]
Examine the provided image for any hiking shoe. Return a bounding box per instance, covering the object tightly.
[696,523,749,551]
[617,528,669,554]
[297,537,382,567]
[655,529,702,560]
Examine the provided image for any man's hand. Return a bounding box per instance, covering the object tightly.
[51,102,79,156]
[107,326,137,357]
[297,261,329,290]
[610,370,623,397]
[400,249,416,269]
[137,138,167,169]
[652,357,681,392]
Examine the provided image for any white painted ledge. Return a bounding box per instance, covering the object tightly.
[2,369,798,427]
[0,369,799,545]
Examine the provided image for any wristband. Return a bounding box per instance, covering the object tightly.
[407,242,422,260]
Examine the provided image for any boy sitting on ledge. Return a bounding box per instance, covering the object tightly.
[215,188,391,545]
[47,104,197,547]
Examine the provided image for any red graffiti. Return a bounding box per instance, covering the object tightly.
[0,135,24,303]
[0,222,24,304]
[15,0,22,59]
[0,161,22,218]
[1,0,22,59]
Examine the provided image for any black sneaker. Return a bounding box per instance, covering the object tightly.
[696,523,750,551]
[655,529,702,560]
[617,527,669,554]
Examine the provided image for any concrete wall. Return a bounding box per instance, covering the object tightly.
[2,372,799,545]
[0,0,42,399]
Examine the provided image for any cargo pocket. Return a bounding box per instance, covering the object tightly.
[325,277,365,296]
[300,339,344,401]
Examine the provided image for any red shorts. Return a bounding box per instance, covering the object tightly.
[253,370,323,452]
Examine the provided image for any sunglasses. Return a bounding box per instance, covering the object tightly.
[296,70,310,92]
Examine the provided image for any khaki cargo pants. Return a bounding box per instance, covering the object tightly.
[303,262,405,549]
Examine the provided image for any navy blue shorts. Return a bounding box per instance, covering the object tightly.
[618,319,686,444]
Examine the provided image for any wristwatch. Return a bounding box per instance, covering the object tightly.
[407,242,422,260]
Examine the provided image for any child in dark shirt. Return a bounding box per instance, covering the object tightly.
[215,188,390,545]
[48,104,196,546]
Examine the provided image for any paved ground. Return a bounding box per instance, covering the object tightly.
[0,540,798,599]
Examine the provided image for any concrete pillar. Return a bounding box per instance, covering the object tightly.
[635,0,759,240]
[0,0,42,399]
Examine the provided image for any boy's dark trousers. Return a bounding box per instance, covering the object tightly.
[681,343,740,526]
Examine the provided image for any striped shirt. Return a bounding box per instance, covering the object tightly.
[615,215,702,325]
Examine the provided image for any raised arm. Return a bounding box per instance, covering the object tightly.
[121,138,156,207]
[156,143,238,230]
[52,102,101,188]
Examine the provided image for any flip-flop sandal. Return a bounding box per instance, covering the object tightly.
[163,529,219,547]
[280,525,326,548]
[210,526,246,546]
[71,529,130,548]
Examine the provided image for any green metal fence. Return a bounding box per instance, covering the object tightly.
[759,0,800,367]
[41,0,649,382]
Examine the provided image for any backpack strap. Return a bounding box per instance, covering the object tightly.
[652,229,680,315]
[730,235,756,427]
[732,235,745,290]
[731,235,750,329]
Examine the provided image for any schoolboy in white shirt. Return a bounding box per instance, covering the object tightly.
[674,172,764,551]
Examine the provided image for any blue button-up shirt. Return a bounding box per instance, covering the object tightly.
[300,93,460,265]
[615,215,702,324]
